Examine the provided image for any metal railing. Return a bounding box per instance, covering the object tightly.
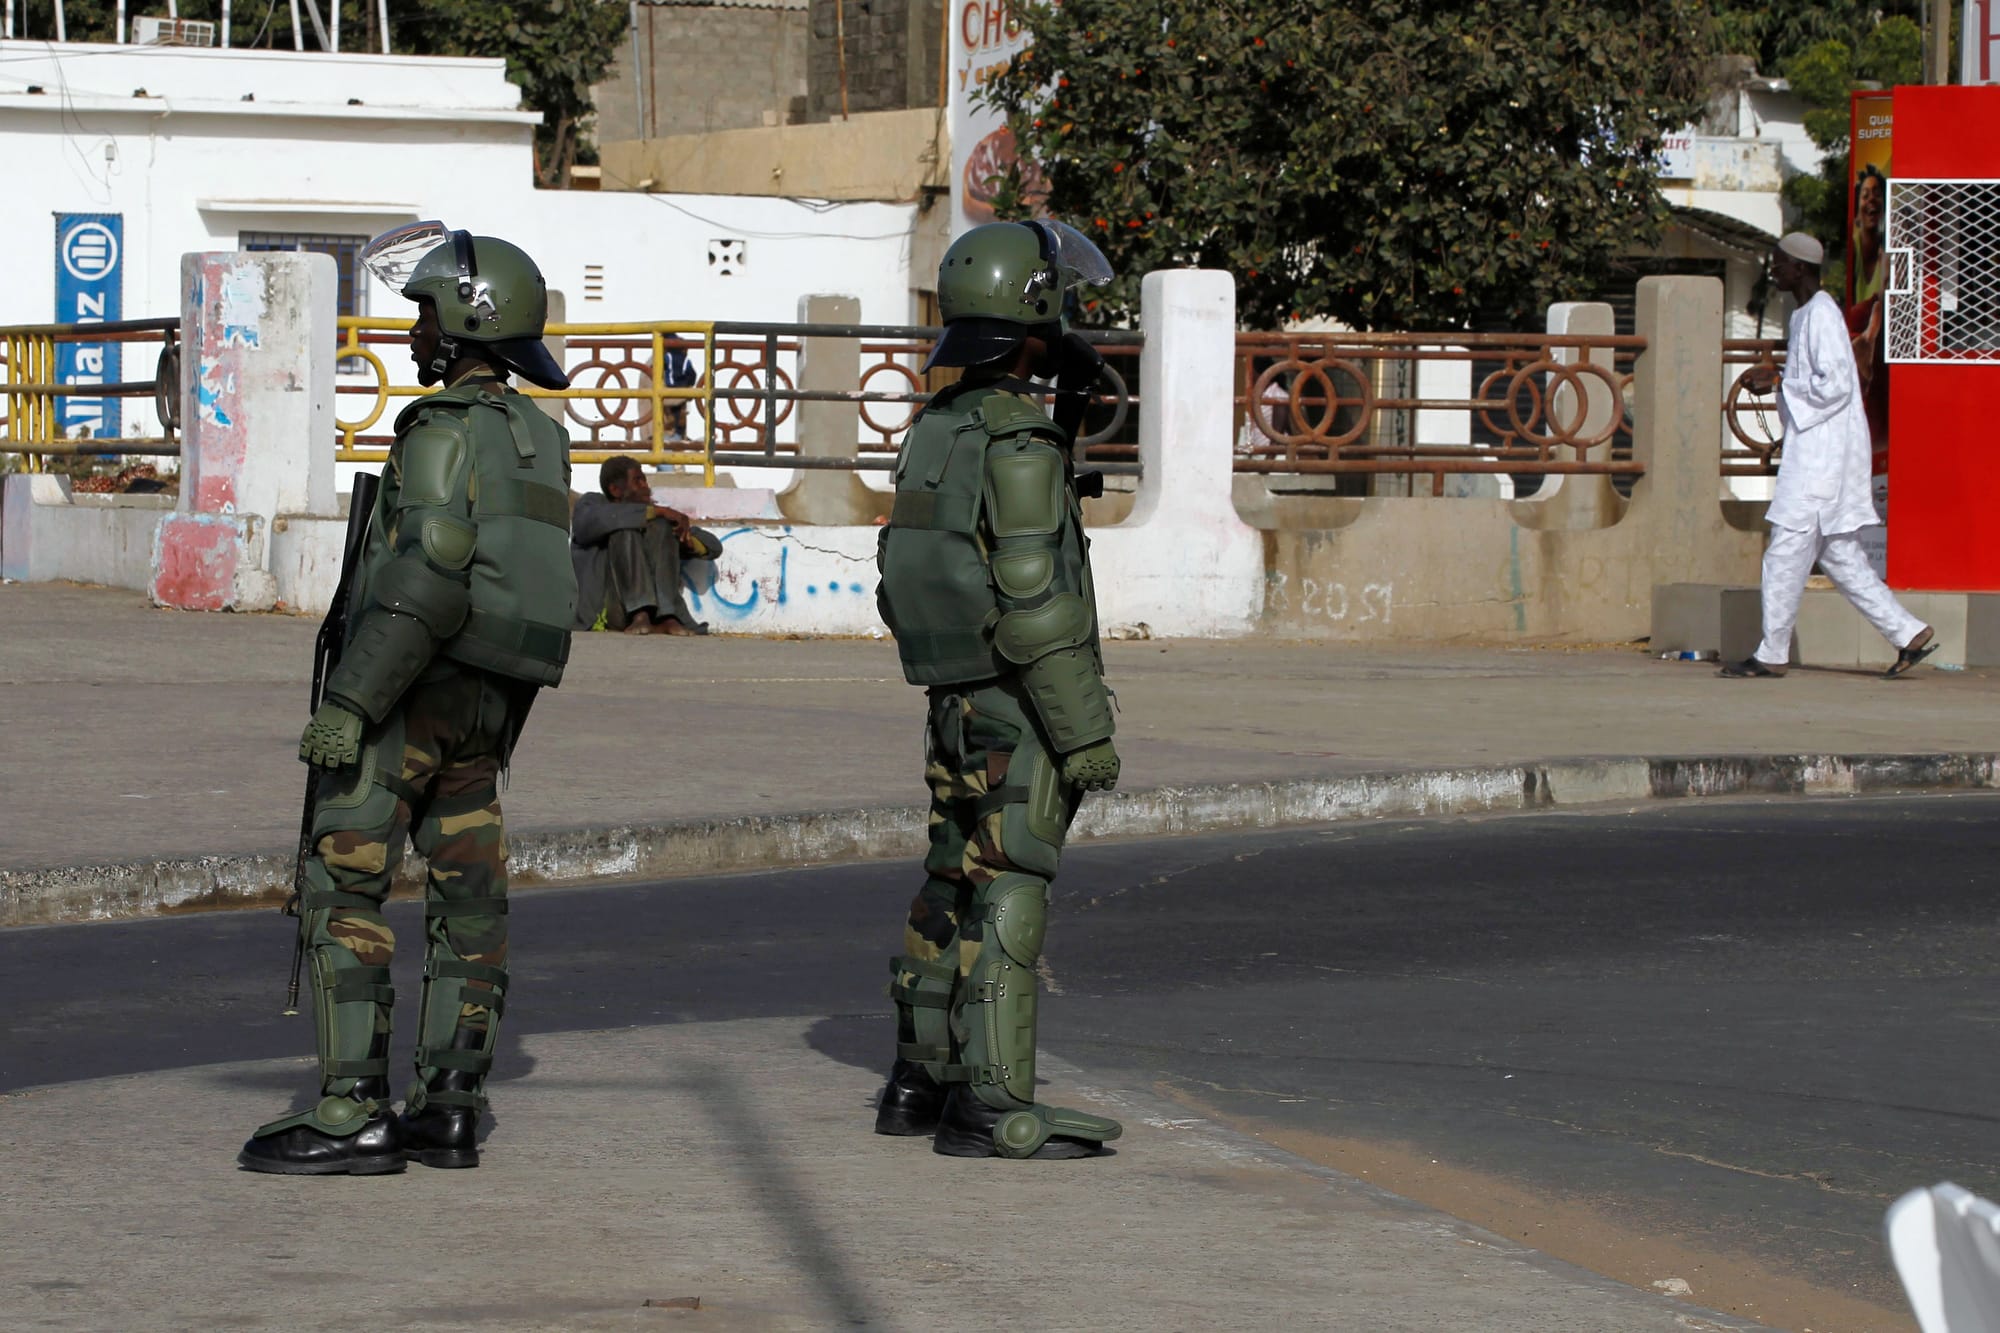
[335,318,719,481]
[1722,339,1785,476]
[1,312,1789,491]
[0,319,181,467]
[333,318,1143,477]
[1231,332,1645,493]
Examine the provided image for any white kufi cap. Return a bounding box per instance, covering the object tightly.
[1777,232,1825,265]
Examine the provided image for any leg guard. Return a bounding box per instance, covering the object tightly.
[298,763,404,1099]
[409,783,510,1113]
[409,926,507,1114]
[934,871,1120,1158]
[953,872,1048,1110]
[889,953,958,1081]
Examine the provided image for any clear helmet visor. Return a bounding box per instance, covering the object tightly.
[1028,219,1113,288]
[359,220,454,291]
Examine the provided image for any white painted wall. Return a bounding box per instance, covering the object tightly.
[0,38,918,456]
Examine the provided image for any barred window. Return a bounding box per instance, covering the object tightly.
[1885,180,2000,361]
[238,231,369,318]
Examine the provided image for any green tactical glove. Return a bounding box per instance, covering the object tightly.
[299,699,365,769]
[1062,738,1121,792]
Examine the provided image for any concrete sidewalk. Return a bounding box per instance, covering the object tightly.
[6,579,2000,925]
[0,1015,1759,1332]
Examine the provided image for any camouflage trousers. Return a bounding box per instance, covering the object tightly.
[300,666,535,1099]
[892,679,1082,1098]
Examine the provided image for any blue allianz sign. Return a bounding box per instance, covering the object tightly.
[53,213,123,439]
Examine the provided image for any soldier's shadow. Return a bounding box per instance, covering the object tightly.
[804,1012,1059,1113]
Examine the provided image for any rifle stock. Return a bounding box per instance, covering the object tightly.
[284,470,382,1015]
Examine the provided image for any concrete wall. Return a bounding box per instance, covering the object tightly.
[1255,279,1765,642]
[5,267,1765,644]
[1,475,169,587]
[598,107,944,202]
[596,1,810,141]
[806,0,941,121]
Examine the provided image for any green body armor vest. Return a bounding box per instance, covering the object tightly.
[362,384,577,687]
[876,381,1097,686]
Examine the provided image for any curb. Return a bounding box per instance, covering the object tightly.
[4,751,1995,929]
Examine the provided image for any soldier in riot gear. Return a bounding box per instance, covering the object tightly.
[240,223,577,1175]
[872,219,1125,1159]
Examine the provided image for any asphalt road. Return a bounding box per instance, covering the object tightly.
[6,793,1995,1327]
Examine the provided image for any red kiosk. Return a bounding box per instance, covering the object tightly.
[1884,86,2000,598]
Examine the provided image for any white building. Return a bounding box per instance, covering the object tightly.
[0,37,921,442]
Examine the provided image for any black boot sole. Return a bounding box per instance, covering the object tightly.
[236,1148,406,1176]
[407,1147,479,1169]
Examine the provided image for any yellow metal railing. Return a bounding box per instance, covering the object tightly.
[3,331,53,471]
[334,317,720,484]
[1,319,183,467]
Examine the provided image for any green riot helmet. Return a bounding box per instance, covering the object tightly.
[359,221,570,390]
[924,219,1113,371]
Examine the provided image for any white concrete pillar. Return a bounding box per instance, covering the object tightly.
[1092,269,1264,635]
[776,293,883,523]
[1632,275,1737,587]
[1514,301,1625,530]
[152,251,336,611]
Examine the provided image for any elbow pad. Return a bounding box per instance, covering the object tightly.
[323,607,441,723]
[1018,647,1115,754]
[371,547,471,639]
[321,551,470,722]
[992,592,1092,665]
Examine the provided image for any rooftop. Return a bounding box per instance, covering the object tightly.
[0,39,535,122]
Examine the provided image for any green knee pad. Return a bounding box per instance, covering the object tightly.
[953,872,1048,1108]
[990,1103,1124,1159]
[889,953,958,1080]
[990,747,1072,881]
[410,921,508,1112]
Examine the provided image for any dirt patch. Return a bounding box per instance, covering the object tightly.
[1157,1082,1916,1333]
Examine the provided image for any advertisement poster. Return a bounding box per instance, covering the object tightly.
[52,212,124,441]
[1848,92,1892,470]
[947,0,1042,237]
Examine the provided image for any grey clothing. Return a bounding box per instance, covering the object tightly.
[569,492,707,631]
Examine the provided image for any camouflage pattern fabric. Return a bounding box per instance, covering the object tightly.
[305,667,531,1083]
[897,679,1080,990]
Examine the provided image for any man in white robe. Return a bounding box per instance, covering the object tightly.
[1720,233,1938,679]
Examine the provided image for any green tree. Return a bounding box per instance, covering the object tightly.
[1710,0,1919,80]
[400,1,631,186]
[23,0,627,187]
[1780,16,1922,277]
[986,0,1718,330]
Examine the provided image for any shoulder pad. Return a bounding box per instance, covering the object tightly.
[976,392,1059,439]
[395,417,471,508]
[391,384,482,435]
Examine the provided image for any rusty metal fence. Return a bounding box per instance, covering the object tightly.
[331,319,1144,475]
[1231,332,1646,494]
[1722,339,1786,476]
[0,319,181,467]
[4,313,1789,487]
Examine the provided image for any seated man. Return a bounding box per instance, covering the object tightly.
[571,456,717,636]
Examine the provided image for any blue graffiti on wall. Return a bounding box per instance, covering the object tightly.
[683,524,877,621]
[683,525,787,620]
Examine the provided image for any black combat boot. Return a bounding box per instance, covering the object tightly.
[873,1058,947,1136]
[237,1075,406,1176]
[399,1027,486,1169]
